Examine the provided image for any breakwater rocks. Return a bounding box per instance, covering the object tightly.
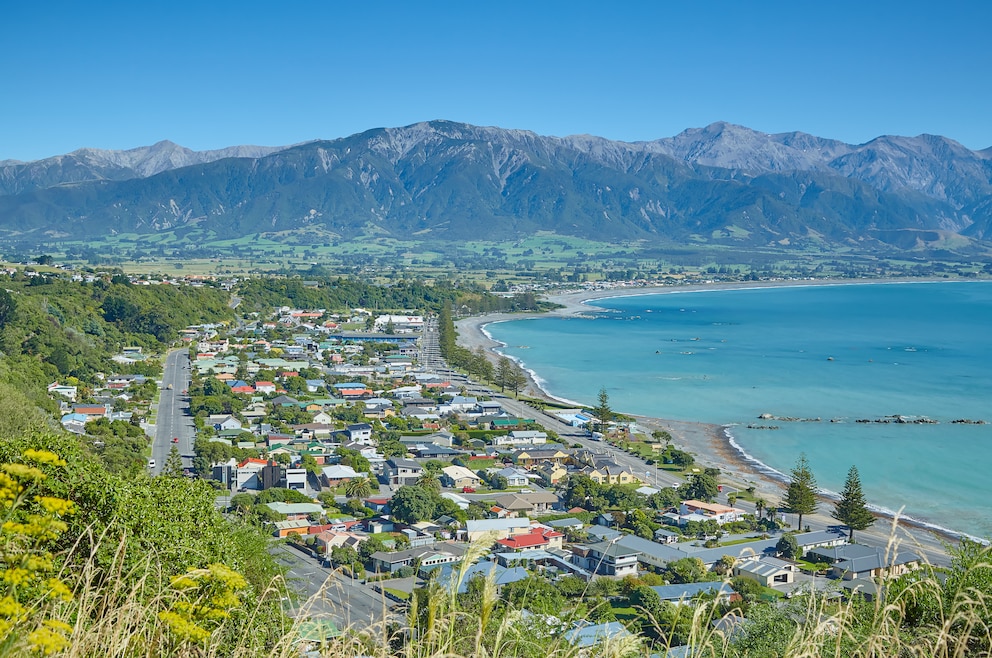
[757,414,821,422]
[758,413,987,425]
[855,415,938,424]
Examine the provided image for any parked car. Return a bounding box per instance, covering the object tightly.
[461,487,476,493]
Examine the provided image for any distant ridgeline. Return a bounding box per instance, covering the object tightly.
[1,121,992,259]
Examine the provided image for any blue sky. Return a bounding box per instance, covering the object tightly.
[3,0,990,161]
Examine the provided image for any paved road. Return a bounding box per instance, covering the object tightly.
[272,543,399,628]
[420,315,443,371]
[151,349,194,474]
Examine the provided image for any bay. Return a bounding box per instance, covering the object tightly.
[485,281,992,540]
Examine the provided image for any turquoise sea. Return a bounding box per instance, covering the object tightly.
[485,281,992,540]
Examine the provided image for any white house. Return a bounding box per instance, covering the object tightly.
[496,467,531,487]
[208,414,243,431]
[48,382,78,401]
[679,500,744,525]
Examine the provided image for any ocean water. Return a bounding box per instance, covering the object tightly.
[485,281,992,540]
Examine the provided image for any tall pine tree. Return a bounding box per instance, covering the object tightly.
[832,465,875,541]
[784,453,818,531]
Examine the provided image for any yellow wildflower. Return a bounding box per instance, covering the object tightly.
[34,497,74,517]
[0,594,27,621]
[45,579,73,602]
[22,450,66,467]
[2,568,33,586]
[1,463,46,482]
[158,610,211,644]
[28,619,73,655]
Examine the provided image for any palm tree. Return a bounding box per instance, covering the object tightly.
[755,498,766,519]
[345,477,373,500]
[417,471,441,492]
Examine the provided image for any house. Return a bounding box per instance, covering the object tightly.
[654,528,680,544]
[733,556,798,586]
[314,530,368,559]
[369,544,463,573]
[385,458,423,487]
[235,458,269,491]
[401,406,441,422]
[495,527,564,552]
[59,413,88,435]
[504,430,548,446]
[806,544,922,581]
[493,492,560,515]
[441,465,482,489]
[47,382,78,401]
[271,519,312,538]
[679,500,744,525]
[427,559,528,594]
[321,464,364,487]
[364,497,390,513]
[583,461,638,485]
[513,448,571,468]
[410,444,464,459]
[312,411,334,425]
[564,621,634,649]
[533,462,568,486]
[263,502,323,521]
[306,379,326,393]
[496,467,531,487]
[346,423,374,442]
[650,582,738,605]
[463,518,532,543]
[72,404,110,420]
[254,381,276,394]
[490,417,536,430]
[575,539,640,577]
[208,414,243,431]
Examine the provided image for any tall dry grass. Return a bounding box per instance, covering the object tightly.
[7,517,992,658]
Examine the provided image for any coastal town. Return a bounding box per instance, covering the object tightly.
[42,284,947,652]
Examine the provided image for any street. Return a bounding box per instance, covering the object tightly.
[272,543,399,629]
[151,348,194,474]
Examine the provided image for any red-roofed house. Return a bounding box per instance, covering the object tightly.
[495,527,564,552]
[72,405,110,419]
[365,497,390,513]
[232,385,255,394]
[255,381,276,394]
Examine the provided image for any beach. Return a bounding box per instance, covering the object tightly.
[455,280,962,561]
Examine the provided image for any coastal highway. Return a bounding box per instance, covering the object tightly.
[151,349,194,474]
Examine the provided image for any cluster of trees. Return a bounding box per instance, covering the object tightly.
[82,416,149,475]
[784,453,875,540]
[236,275,549,317]
[388,484,466,524]
[0,275,230,406]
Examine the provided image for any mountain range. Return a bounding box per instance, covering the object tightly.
[2,121,991,252]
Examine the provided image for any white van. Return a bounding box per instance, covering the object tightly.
[148,459,156,469]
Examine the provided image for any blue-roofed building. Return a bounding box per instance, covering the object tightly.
[564,621,634,649]
[650,582,737,605]
[426,559,529,593]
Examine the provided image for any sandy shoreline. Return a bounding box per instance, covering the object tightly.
[455,279,969,557]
